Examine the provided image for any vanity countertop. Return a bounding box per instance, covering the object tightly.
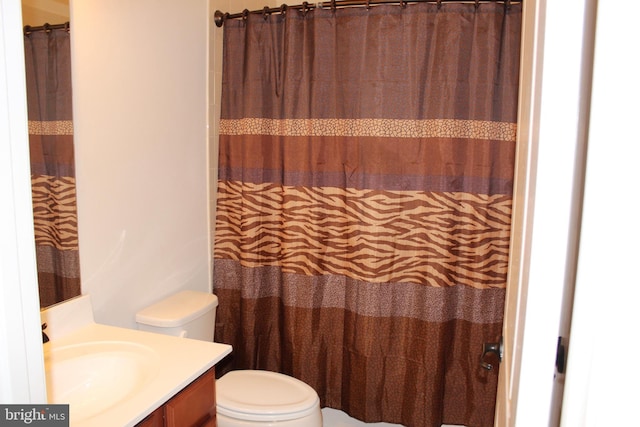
[41,295,232,427]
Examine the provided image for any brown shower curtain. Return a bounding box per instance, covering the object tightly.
[24,27,81,307]
[214,3,521,427]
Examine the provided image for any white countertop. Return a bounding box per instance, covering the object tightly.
[41,295,232,427]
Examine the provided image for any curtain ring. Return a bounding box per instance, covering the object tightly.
[475,0,480,9]
[43,23,52,33]
[400,0,407,8]
[263,6,270,20]
[436,0,442,10]
[242,9,249,21]
[24,25,32,36]
[365,0,370,9]
[280,3,288,16]
[302,1,309,16]
[505,0,512,10]
[331,0,337,12]
[64,21,70,33]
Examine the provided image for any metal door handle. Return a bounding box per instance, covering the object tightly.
[480,337,503,371]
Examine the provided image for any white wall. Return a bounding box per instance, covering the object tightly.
[71,0,278,330]
[71,0,210,328]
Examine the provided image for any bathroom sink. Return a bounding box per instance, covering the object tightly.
[44,341,160,423]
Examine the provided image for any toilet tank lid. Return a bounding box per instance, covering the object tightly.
[135,290,218,328]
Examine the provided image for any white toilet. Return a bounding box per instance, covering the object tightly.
[135,290,323,427]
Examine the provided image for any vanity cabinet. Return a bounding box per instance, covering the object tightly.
[137,407,163,427]
[137,367,216,427]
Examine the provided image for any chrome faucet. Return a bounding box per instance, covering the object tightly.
[42,323,49,343]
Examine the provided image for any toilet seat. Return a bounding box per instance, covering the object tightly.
[216,370,320,422]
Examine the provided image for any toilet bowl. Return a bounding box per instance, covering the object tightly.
[135,291,323,427]
[216,370,322,427]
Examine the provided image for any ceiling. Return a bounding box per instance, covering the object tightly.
[22,0,70,26]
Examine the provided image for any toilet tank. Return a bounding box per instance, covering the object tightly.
[135,290,217,341]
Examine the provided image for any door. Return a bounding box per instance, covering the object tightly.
[494,0,595,425]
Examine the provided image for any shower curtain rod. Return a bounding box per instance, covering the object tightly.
[214,0,519,27]
[23,22,70,35]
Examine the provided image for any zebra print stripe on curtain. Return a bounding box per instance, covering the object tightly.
[24,27,81,308]
[213,3,521,426]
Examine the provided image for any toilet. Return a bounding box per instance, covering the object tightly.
[135,290,323,427]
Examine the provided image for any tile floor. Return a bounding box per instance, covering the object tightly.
[321,408,403,427]
[321,408,465,427]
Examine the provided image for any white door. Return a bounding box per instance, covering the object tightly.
[494,0,596,425]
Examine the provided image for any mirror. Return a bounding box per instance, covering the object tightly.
[22,0,78,308]
[20,0,218,328]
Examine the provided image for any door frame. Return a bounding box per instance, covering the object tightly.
[558,1,640,425]
[496,0,596,425]
[0,0,47,404]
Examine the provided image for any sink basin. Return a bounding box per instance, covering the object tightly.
[45,341,160,423]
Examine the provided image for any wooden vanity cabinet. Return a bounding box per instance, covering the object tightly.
[136,367,216,427]
[137,407,164,427]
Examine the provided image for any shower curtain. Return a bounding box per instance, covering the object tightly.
[24,26,81,308]
[214,3,521,426]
